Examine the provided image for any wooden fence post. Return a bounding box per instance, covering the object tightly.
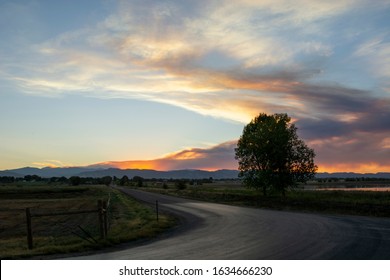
[156,200,159,222]
[98,200,105,239]
[103,200,108,238]
[26,208,33,250]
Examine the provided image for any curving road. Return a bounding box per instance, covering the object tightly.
[67,188,390,260]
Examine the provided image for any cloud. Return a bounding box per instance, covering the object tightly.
[354,35,390,90]
[94,141,238,171]
[93,132,390,173]
[0,0,377,119]
[295,95,390,172]
[309,131,390,173]
[4,0,385,122]
[32,160,71,168]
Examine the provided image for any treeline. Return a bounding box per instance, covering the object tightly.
[0,175,114,186]
[0,175,214,187]
[315,177,390,183]
[123,176,214,187]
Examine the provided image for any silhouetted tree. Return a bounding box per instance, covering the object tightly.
[119,175,130,186]
[133,176,144,187]
[102,176,113,186]
[69,176,81,186]
[175,180,187,190]
[24,175,42,182]
[235,113,317,196]
[0,176,15,183]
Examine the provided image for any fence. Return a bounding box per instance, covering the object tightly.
[25,196,111,250]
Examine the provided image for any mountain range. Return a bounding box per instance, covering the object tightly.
[0,167,239,179]
[1,167,390,179]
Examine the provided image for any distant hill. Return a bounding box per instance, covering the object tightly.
[0,167,101,178]
[0,167,239,179]
[1,166,390,180]
[0,170,23,177]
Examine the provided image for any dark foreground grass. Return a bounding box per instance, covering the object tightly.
[0,184,175,259]
[137,182,390,217]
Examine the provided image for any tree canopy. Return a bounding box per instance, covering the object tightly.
[235,113,317,196]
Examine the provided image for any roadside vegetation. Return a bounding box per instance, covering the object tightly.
[133,179,390,218]
[0,182,175,259]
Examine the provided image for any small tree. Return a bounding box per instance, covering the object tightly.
[119,175,130,186]
[133,176,144,188]
[69,176,81,186]
[235,113,317,196]
[175,180,187,190]
[102,176,113,186]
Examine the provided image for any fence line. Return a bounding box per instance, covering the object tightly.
[31,209,98,218]
[25,194,112,250]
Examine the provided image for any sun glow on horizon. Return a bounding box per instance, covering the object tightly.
[317,163,390,174]
[89,158,390,174]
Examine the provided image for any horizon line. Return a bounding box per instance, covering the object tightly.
[1,165,390,175]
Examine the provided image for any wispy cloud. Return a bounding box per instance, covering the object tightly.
[354,35,390,90]
[32,160,71,168]
[5,1,386,115]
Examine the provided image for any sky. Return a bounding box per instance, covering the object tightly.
[1,0,390,173]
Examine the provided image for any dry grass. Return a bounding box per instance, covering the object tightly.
[0,183,175,259]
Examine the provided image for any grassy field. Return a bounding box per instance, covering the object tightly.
[137,180,390,217]
[2,180,389,258]
[0,183,175,259]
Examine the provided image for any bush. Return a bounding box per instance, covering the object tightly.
[175,180,187,190]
